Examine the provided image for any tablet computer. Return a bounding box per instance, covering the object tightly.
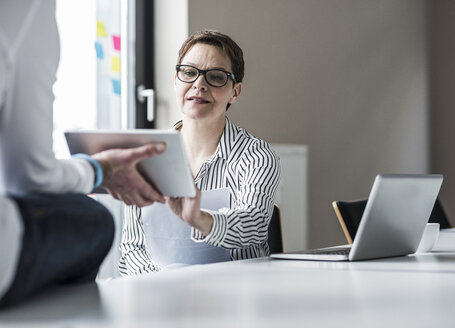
[65,130,196,197]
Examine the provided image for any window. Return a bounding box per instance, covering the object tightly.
[53,0,97,159]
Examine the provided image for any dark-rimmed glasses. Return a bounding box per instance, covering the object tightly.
[176,64,237,87]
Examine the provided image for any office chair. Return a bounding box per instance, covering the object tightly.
[268,205,283,253]
[332,197,451,244]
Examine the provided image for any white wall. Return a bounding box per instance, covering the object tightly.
[154,0,188,129]
[272,144,308,251]
[428,0,455,227]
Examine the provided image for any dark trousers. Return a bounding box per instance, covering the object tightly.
[0,193,114,308]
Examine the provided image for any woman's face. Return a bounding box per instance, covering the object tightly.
[174,43,242,122]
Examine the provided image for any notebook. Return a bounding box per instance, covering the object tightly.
[271,174,443,261]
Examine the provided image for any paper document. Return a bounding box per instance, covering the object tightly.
[142,188,231,267]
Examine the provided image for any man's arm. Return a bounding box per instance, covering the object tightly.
[0,0,165,207]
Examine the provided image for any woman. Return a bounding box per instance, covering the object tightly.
[119,30,281,275]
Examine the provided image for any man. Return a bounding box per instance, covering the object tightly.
[0,0,164,307]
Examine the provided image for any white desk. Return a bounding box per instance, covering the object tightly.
[1,229,455,328]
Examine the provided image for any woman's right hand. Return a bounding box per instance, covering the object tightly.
[165,188,214,237]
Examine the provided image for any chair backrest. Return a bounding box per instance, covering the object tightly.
[430,199,451,229]
[268,205,283,254]
[332,197,451,244]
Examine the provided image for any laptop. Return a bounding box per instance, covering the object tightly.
[271,174,443,261]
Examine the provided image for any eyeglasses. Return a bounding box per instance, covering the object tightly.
[175,64,237,87]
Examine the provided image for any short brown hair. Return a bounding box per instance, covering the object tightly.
[177,30,244,83]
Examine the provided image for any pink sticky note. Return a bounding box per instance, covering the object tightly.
[112,35,121,51]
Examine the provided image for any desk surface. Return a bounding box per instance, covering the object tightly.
[1,229,455,328]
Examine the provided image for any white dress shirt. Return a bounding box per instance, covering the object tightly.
[119,118,281,275]
[0,0,94,299]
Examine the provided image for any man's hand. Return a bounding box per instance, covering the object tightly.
[165,188,214,237]
[92,143,166,207]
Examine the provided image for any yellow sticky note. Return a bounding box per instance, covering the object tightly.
[97,20,107,37]
[111,56,121,73]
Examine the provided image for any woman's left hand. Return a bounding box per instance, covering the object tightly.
[165,187,213,236]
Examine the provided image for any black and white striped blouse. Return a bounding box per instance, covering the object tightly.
[119,117,281,276]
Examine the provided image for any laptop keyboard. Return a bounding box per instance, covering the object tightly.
[304,247,351,256]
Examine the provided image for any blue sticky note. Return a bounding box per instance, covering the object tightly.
[94,42,104,59]
[112,79,121,95]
